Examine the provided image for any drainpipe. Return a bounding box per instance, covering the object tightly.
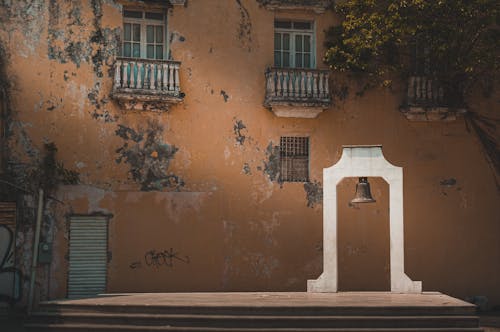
[28,188,44,315]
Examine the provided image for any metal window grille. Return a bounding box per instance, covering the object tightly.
[280,136,309,182]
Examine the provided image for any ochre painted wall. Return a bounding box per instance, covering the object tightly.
[0,0,498,307]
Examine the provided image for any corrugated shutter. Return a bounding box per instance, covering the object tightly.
[68,216,108,299]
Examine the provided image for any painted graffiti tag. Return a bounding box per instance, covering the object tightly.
[129,261,142,269]
[144,248,190,269]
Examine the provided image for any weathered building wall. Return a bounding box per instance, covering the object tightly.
[0,0,498,309]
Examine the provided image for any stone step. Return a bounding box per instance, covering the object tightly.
[23,322,485,332]
[38,303,477,317]
[28,293,481,331]
[28,312,480,329]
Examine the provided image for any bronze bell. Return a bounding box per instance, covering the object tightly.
[350,177,376,204]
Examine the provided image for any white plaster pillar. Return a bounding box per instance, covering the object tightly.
[307,145,422,293]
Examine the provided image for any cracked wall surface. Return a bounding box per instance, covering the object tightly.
[0,0,498,307]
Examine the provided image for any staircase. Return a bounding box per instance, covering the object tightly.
[25,292,482,332]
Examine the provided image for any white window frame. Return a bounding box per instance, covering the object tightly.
[274,20,316,69]
[122,9,168,60]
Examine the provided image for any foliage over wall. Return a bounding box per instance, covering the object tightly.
[324,0,499,105]
[324,0,499,180]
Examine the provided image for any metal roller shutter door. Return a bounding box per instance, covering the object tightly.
[68,216,108,299]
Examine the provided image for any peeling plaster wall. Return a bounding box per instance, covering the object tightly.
[0,0,498,308]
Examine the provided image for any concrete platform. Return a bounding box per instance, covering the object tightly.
[43,291,474,309]
[26,292,482,331]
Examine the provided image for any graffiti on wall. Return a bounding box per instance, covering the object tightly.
[129,248,190,270]
[0,224,21,303]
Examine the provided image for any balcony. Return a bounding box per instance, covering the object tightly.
[264,68,331,118]
[401,76,466,121]
[112,57,183,112]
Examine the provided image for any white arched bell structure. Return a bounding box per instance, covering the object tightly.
[307,145,422,293]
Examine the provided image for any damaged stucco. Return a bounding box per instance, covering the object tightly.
[304,180,323,208]
[233,119,247,145]
[263,142,281,183]
[47,0,121,74]
[115,121,184,191]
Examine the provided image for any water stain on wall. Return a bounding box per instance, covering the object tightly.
[235,0,253,52]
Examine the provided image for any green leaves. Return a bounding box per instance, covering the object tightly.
[324,0,499,100]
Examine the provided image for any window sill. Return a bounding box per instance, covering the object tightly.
[400,106,467,122]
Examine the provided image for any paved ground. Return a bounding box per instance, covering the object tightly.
[2,317,499,331]
[482,311,500,330]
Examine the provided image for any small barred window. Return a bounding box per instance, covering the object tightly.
[279,136,309,182]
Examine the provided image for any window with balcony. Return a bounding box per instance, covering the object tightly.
[279,136,309,183]
[264,20,331,118]
[112,8,183,112]
[401,40,466,122]
[274,20,314,69]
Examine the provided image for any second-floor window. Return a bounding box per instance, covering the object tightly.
[274,20,314,69]
[122,9,167,60]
